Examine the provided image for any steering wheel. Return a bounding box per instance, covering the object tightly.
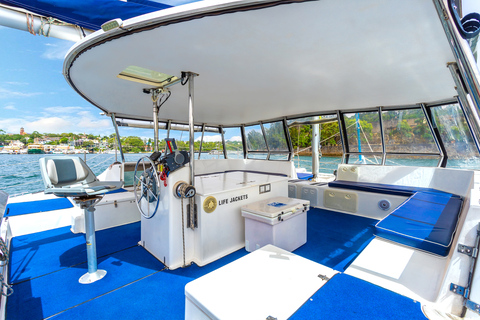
[133,156,161,219]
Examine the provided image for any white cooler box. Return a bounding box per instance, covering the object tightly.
[241,196,310,252]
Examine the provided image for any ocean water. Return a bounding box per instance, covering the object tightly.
[1,153,479,197]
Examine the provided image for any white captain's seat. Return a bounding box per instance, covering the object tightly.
[39,156,123,197]
[39,156,124,284]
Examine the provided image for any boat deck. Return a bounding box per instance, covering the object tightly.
[7,209,427,320]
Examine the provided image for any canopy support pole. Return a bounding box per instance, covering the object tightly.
[311,117,320,181]
[110,113,125,163]
[185,72,198,229]
[151,90,162,152]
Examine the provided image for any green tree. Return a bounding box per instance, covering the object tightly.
[320,122,340,146]
[264,122,287,150]
[289,125,311,149]
[246,130,266,150]
[0,129,6,145]
[345,117,373,147]
[413,118,432,142]
[30,131,43,139]
[122,136,145,153]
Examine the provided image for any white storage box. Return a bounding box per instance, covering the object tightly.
[241,196,309,252]
[185,244,337,320]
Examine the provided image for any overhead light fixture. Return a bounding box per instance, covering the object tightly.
[101,19,123,32]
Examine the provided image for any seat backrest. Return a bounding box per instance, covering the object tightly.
[39,156,97,188]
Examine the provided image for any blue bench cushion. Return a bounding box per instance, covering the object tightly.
[328,180,463,256]
[375,193,463,256]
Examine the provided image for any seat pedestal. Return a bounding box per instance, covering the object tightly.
[76,196,106,284]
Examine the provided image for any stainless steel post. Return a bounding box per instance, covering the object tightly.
[187,72,198,230]
[78,199,106,284]
[312,118,320,181]
[85,206,97,274]
[110,113,125,162]
[153,104,159,152]
[188,73,196,187]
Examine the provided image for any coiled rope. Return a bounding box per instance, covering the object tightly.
[26,13,35,35]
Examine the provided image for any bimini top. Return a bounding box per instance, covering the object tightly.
[64,0,459,126]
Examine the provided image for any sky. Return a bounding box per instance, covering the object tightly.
[0,0,480,142]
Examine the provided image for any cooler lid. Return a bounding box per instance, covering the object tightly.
[185,245,338,320]
[241,196,309,218]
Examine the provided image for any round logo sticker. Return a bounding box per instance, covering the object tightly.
[203,196,217,213]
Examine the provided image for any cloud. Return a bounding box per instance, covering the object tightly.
[227,136,242,142]
[0,118,27,134]
[196,135,222,142]
[5,82,29,86]
[77,110,93,117]
[0,110,113,135]
[42,41,73,60]
[44,106,84,114]
[4,105,16,110]
[77,117,111,130]
[26,117,73,132]
[0,87,42,99]
[193,135,242,142]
